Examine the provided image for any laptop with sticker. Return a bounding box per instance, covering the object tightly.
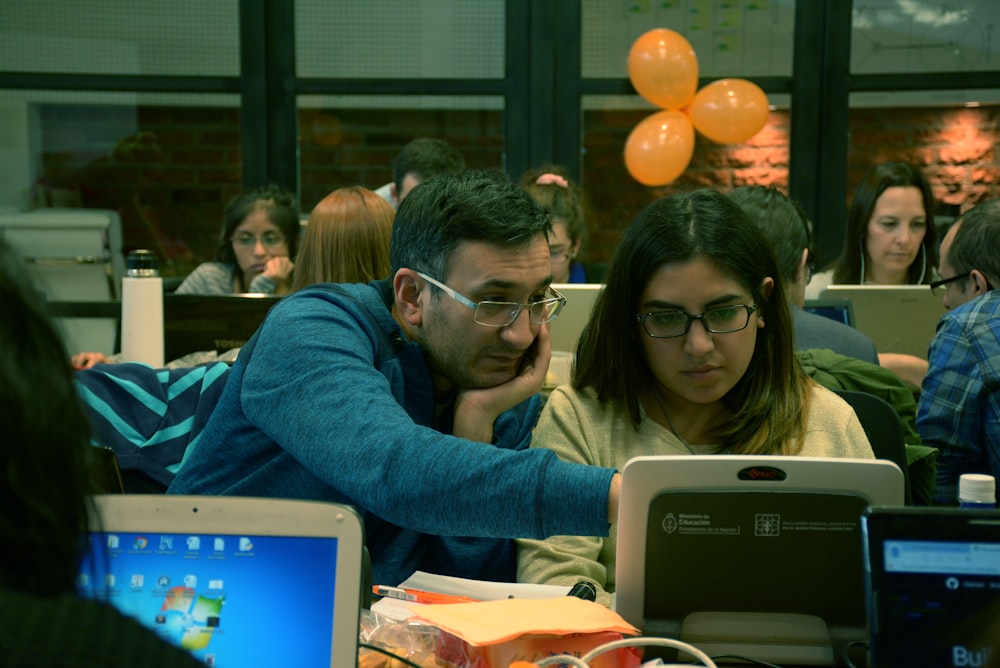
[862,506,1000,668]
[79,495,365,667]
[615,455,905,666]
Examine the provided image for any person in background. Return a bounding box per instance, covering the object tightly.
[519,164,607,284]
[168,170,620,587]
[807,161,939,388]
[728,185,879,364]
[0,238,203,667]
[516,189,873,605]
[293,186,394,290]
[175,184,299,296]
[917,199,1000,504]
[807,161,938,298]
[374,137,465,209]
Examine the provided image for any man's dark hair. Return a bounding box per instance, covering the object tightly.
[949,199,1000,289]
[728,185,812,289]
[390,169,551,279]
[392,138,465,194]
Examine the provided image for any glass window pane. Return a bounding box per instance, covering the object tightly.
[851,0,1000,74]
[295,0,504,79]
[297,95,503,212]
[582,0,796,79]
[0,1,239,76]
[0,90,242,278]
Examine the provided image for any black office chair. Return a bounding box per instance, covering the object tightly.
[834,389,913,505]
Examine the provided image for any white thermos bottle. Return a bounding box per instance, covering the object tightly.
[120,249,164,367]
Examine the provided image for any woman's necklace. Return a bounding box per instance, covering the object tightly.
[651,384,692,451]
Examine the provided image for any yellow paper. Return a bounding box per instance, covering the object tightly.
[410,596,638,646]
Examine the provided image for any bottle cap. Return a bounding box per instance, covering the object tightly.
[959,474,996,504]
[126,249,160,277]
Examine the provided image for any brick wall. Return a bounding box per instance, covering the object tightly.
[36,103,1000,276]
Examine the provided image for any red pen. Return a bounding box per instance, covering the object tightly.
[372,585,479,604]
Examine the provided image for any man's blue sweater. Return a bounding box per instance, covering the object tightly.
[168,280,615,585]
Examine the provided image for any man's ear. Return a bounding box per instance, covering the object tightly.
[569,237,582,260]
[393,269,424,327]
[970,269,992,296]
[390,183,399,208]
[759,276,775,301]
[796,248,809,283]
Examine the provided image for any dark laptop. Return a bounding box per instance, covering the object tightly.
[163,294,281,361]
[862,506,1000,668]
[45,294,280,362]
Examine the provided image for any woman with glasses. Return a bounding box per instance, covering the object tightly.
[516,189,874,604]
[175,184,299,296]
[519,165,607,284]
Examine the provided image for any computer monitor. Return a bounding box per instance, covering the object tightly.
[614,455,906,667]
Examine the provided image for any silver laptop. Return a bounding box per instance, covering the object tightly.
[79,495,365,667]
[615,455,906,666]
[548,283,604,353]
[820,285,945,357]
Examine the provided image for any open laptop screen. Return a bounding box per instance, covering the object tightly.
[79,495,364,667]
[803,298,854,327]
[862,507,1000,668]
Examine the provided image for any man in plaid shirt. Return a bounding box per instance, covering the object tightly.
[917,200,1000,504]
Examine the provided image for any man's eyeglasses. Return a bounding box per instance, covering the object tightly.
[930,272,971,295]
[637,304,758,339]
[231,232,286,248]
[415,271,566,327]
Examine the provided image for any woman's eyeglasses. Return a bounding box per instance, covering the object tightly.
[637,304,758,339]
[231,232,286,248]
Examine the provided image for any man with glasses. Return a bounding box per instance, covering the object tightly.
[168,170,621,586]
[918,200,1000,504]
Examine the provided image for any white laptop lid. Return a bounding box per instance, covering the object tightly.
[615,455,905,666]
[80,495,364,667]
[820,285,945,357]
[549,283,604,353]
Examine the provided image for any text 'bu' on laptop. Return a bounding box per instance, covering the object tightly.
[862,506,1000,668]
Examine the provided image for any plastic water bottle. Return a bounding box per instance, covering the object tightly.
[120,249,164,367]
[958,474,996,510]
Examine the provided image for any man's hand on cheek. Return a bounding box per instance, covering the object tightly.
[452,324,552,443]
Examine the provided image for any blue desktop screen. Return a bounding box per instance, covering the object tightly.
[78,531,340,667]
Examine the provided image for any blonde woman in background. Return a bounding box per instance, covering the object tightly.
[293,186,395,290]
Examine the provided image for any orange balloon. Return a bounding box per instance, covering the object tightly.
[627,28,699,110]
[624,110,695,186]
[688,78,770,144]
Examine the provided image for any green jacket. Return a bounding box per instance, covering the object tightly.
[797,348,939,505]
